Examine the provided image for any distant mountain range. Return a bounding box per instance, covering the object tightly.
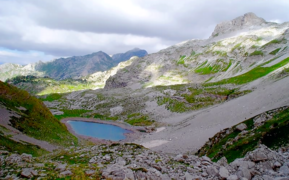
[0,48,147,81]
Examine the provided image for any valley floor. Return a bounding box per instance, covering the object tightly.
[134,75,289,154]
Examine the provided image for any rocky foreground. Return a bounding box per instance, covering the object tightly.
[1,143,289,180]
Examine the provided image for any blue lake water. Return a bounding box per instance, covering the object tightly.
[68,121,131,141]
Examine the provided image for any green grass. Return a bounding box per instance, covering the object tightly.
[213,51,227,57]
[0,133,48,156]
[0,81,78,146]
[249,50,264,56]
[54,109,93,120]
[269,48,281,55]
[231,43,242,52]
[262,38,286,48]
[177,55,186,65]
[39,93,63,102]
[197,107,289,163]
[93,113,118,121]
[125,113,154,126]
[205,57,289,85]
[195,59,232,75]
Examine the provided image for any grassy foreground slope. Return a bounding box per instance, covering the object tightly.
[197,106,289,162]
[0,81,77,147]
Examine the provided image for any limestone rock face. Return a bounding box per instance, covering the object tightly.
[211,12,266,37]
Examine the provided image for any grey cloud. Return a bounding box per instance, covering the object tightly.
[0,0,289,64]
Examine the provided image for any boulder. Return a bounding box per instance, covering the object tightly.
[236,123,247,131]
[60,170,73,176]
[21,153,33,162]
[237,167,251,180]
[55,163,67,172]
[21,168,35,178]
[219,166,229,179]
[206,166,218,176]
[85,170,95,176]
[250,151,268,162]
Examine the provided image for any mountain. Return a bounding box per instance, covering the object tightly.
[112,48,148,64]
[36,51,113,80]
[104,13,289,89]
[0,48,148,81]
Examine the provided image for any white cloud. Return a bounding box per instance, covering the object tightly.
[0,0,288,64]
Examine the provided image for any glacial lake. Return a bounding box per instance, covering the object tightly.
[67,121,131,141]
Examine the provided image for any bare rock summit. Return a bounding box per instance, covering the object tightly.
[211,12,266,37]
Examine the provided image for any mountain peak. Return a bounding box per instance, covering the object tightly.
[211,12,266,37]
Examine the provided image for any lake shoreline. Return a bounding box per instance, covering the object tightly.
[61,117,142,144]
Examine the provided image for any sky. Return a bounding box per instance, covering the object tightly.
[0,0,288,65]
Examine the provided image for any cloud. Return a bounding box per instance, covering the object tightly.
[0,0,289,64]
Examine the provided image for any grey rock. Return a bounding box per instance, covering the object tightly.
[219,166,229,179]
[274,177,289,180]
[60,170,73,176]
[237,167,251,180]
[236,123,247,131]
[85,170,95,176]
[21,168,34,178]
[206,166,218,176]
[262,175,274,180]
[116,157,126,166]
[5,154,21,165]
[211,12,266,37]
[184,172,194,180]
[250,151,268,162]
[55,163,67,172]
[279,164,289,175]
[21,153,33,163]
[228,175,238,180]
[274,161,282,168]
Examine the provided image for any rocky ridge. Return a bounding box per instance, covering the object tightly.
[0,48,147,81]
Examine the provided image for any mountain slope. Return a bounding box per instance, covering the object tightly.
[0,81,77,153]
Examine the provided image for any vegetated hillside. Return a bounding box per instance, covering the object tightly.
[104,13,289,90]
[112,48,148,64]
[0,48,148,81]
[0,81,77,149]
[197,106,289,163]
[6,75,94,95]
